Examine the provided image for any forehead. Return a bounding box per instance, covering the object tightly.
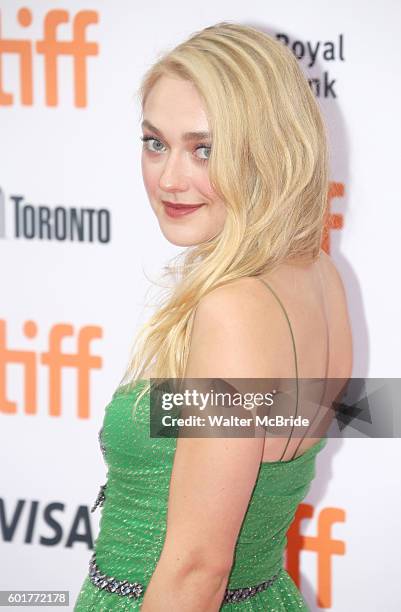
[143,75,209,130]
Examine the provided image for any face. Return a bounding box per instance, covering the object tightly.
[140,75,227,247]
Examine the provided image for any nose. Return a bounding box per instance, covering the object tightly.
[158,150,189,193]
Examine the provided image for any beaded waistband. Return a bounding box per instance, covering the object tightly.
[88,552,280,605]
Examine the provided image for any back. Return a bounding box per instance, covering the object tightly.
[252,249,353,462]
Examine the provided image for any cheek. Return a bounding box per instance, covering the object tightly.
[197,173,226,216]
[141,156,159,196]
[197,171,213,197]
[195,169,221,205]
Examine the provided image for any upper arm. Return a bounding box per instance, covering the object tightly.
[159,280,277,573]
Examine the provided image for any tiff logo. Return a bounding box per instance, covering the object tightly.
[0,320,102,418]
[0,7,99,107]
[287,504,346,608]
[322,182,344,254]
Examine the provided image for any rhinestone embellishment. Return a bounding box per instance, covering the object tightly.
[90,483,107,513]
[88,552,279,604]
[88,553,144,599]
[90,427,108,513]
[223,573,279,604]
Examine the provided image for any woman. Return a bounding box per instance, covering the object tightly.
[75,21,352,611]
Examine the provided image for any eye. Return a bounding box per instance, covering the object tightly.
[140,135,166,153]
[140,135,211,162]
[195,145,211,161]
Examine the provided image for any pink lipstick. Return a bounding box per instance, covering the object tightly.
[162,201,205,219]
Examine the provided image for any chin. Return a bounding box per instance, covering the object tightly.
[159,227,204,247]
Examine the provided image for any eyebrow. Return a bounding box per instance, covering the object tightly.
[141,119,211,142]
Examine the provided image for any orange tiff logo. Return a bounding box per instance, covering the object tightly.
[322,182,344,254]
[287,504,346,609]
[0,7,99,107]
[0,320,102,418]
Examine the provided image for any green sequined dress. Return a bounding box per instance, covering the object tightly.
[74,379,326,611]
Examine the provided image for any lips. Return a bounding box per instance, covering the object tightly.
[162,201,205,219]
[162,201,205,210]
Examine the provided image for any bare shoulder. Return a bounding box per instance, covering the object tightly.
[186,278,287,379]
[196,277,282,324]
[199,276,260,302]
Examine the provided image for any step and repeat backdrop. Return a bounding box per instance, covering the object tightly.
[1,1,400,610]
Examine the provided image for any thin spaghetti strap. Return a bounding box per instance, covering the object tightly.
[256,257,330,462]
[255,277,299,461]
[255,278,299,380]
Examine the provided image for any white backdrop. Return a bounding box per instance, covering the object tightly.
[1,1,400,610]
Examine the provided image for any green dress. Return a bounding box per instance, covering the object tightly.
[74,379,327,611]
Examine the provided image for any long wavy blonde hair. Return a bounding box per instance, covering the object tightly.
[118,21,329,412]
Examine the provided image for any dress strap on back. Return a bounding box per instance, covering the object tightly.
[254,256,330,461]
[255,277,299,381]
[255,276,299,461]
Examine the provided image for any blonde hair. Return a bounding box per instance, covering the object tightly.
[119,21,329,411]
